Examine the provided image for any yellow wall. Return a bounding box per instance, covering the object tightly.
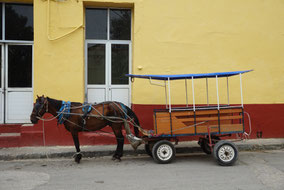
[32,0,284,104]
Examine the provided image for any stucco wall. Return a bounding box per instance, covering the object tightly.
[32,0,284,105]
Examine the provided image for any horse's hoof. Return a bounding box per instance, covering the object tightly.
[112,155,121,162]
[74,153,82,164]
[75,157,81,163]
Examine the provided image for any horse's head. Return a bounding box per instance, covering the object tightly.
[30,95,48,124]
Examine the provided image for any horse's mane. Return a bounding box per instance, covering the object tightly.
[47,97,63,111]
[46,97,82,110]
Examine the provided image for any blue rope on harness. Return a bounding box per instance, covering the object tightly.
[119,103,128,119]
[58,101,71,124]
[82,104,92,113]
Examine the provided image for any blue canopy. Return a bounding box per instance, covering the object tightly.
[126,70,252,80]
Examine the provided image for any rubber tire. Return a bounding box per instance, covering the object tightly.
[145,143,154,157]
[200,136,220,155]
[213,140,238,166]
[152,140,176,164]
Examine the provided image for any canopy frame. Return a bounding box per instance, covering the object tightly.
[127,70,251,112]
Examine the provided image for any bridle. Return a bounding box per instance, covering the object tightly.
[33,98,49,119]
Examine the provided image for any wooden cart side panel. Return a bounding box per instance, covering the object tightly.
[154,107,244,135]
[195,110,219,115]
[171,119,195,134]
[219,108,243,114]
[196,122,219,133]
[155,112,171,135]
[170,111,195,117]
[176,115,243,122]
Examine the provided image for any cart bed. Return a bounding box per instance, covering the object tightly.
[154,106,244,137]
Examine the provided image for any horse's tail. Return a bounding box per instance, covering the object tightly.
[124,105,140,137]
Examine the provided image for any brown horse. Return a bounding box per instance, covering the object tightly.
[30,95,141,163]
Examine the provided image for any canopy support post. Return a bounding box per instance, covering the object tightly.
[191,76,195,111]
[240,74,243,108]
[216,75,219,110]
[185,79,188,107]
[227,77,230,105]
[168,78,171,112]
[165,80,168,109]
[206,78,209,106]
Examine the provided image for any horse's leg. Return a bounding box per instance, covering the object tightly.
[111,124,124,161]
[71,131,82,163]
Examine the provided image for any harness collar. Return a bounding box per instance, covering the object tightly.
[58,101,71,124]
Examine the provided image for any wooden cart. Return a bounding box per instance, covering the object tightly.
[127,70,252,166]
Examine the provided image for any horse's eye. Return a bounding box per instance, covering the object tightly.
[35,103,41,111]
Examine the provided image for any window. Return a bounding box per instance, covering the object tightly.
[86,8,131,106]
[3,3,33,41]
[0,3,33,123]
[86,8,131,41]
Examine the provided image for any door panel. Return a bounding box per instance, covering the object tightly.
[0,93,3,123]
[6,91,33,122]
[111,44,129,85]
[110,88,129,106]
[87,88,106,103]
[87,44,106,85]
[86,8,131,107]
[87,43,108,104]
[109,44,130,106]
[0,45,3,123]
[86,42,131,106]
[5,44,33,123]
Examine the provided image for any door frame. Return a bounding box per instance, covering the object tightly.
[3,43,34,123]
[0,44,4,123]
[85,40,132,105]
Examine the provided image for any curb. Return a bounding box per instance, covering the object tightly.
[0,139,284,161]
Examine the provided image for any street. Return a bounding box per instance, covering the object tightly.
[0,150,284,190]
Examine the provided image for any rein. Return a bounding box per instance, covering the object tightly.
[35,98,149,136]
[36,99,62,122]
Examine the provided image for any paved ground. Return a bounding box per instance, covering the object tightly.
[0,150,284,190]
[1,138,284,161]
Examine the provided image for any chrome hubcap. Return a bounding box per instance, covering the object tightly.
[218,145,235,162]
[157,144,173,161]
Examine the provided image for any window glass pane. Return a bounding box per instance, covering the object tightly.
[88,44,105,84]
[111,44,129,84]
[5,3,33,41]
[8,45,32,88]
[0,46,1,88]
[86,9,107,40]
[0,3,2,40]
[110,9,131,40]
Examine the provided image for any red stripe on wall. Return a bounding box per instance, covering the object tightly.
[0,104,283,147]
[132,104,284,139]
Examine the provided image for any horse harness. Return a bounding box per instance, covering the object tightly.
[57,101,128,131]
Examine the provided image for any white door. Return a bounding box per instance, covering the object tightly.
[5,44,33,123]
[85,8,131,106]
[0,44,3,123]
[109,43,131,105]
[0,3,33,124]
[86,42,131,106]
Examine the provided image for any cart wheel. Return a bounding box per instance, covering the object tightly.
[200,136,220,155]
[145,143,154,157]
[152,140,176,164]
[213,140,238,166]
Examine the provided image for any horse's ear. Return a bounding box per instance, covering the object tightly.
[37,95,39,99]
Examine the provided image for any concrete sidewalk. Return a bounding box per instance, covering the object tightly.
[0,138,284,161]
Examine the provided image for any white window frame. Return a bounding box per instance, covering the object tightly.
[85,8,132,106]
[0,2,34,124]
